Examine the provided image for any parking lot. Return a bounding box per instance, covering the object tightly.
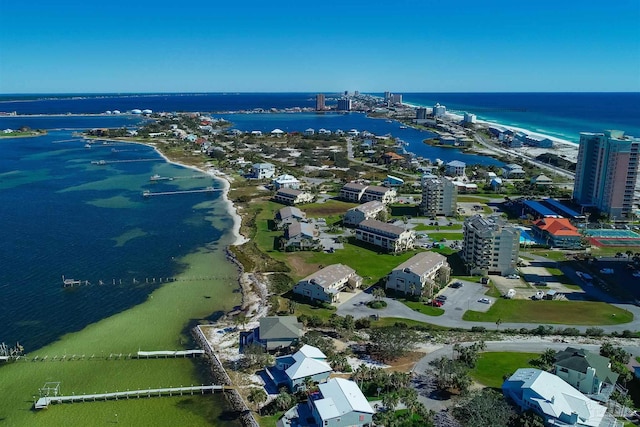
[433,279,494,313]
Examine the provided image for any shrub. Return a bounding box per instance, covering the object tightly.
[367,300,387,309]
[471,326,487,333]
[585,327,604,337]
[355,318,371,329]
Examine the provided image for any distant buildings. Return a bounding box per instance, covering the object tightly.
[463,112,476,124]
[293,264,362,303]
[340,182,368,202]
[389,94,403,105]
[343,201,386,226]
[386,252,450,296]
[433,103,446,117]
[251,162,276,179]
[337,98,352,111]
[462,215,520,276]
[355,219,415,253]
[573,130,640,219]
[420,175,457,217]
[316,94,325,111]
[416,107,428,120]
[503,368,607,427]
[339,183,396,204]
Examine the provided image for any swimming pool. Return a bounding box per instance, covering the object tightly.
[518,228,545,245]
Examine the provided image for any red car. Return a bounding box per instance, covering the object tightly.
[431,300,443,307]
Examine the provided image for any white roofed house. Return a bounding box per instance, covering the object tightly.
[340,182,368,202]
[304,128,315,136]
[361,185,396,204]
[270,128,285,137]
[308,378,374,427]
[502,368,609,427]
[282,221,322,251]
[267,344,333,392]
[251,162,276,179]
[355,219,416,253]
[531,174,553,186]
[445,160,466,177]
[273,188,314,205]
[272,174,301,190]
[343,201,385,227]
[293,264,362,303]
[386,252,450,297]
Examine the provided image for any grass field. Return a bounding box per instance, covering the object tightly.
[402,301,445,316]
[470,352,540,388]
[423,232,464,241]
[413,224,463,231]
[462,300,634,325]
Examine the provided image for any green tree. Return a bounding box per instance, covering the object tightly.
[453,389,515,427]
[247,388,267,413]
[369,327,419,362]
[372,287,386,301]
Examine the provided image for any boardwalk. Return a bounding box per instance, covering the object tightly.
[142,187,220,197]
[136,349,204,358]
[35,384,228,409]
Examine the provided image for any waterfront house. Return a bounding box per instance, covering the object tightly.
[270,128,285,137]
[273,188,314,205]
[251,162,276,179]
[268,345,332,392]
[308,378,374,427]
[445,160,466,177]
[531,217,582,248]
[382,175,404,187]
[502,163,526,179]
[361,185,396,204]
[304,128,315,136]
[282,221,321,251]
[340,182,368,203]
[381,151,405,165]
[553,347,618,400]
[293,264,362,303]
[272,174,301,190]
[343,201,385,226]
[386,251,450,297]
[239,316,303,351]
[275,206,306,228]
[503,368,608,427]
[355,219,415,253]
[531,174,553,186]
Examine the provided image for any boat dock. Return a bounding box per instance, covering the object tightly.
[91,159,162,165]
[34,384,229,409]
[136,349,204,358]
[142,187,219,197]
[150,174,205,182]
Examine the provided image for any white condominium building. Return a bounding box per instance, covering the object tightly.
[420,175,457,217]
[462,215,519,276]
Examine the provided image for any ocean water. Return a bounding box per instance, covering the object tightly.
[399,92,640,143]
[0,126,228,351]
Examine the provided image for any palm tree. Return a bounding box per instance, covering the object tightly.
[382,391,400,412]
[373,287,386,301]
[247,388,267,414]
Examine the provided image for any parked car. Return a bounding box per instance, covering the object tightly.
[506,274,519,279]
[431,300,443,307]
[478,298,491,304]
[450,282,463,288]
[436,295,448,301]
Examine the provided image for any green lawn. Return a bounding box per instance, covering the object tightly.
[470,352,540,388]
[402,301,445,316]
[546,267,578,286]
[423,232,464,241]
[462,299,634,325]
[527,249,568,261]
[457,196,491,203]
[413,224,462,231]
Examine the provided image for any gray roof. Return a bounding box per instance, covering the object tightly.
[342,182,368,192]
[259,316,303,340]
[504,163,524,170]
[276,188,303,197]
[554,347,619,385]
[253,162,275,169]
[363,185,391,195]
[302,264,356,289]
[392,251,447,276]
[277,206,305,220]
[353,201,384,214]
[286,221,316,239]
[446,160,466,167]
[465,215,518,237]
[359,219,406,237]
[315,379,374,421]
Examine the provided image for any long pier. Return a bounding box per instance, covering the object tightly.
[91,159,162,165]
[35,384,229,409]
[136,349,204,358]
[142,187,220,197]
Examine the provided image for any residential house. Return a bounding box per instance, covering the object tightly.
[309,378,374,427]
[304,128,315,136]
[340,182,368,202]
[343,201,385,226]
[268,345,332,392]
[282,221,321,251]
[490,177,503,191]
[252,162,276,179]
[531,217,582,249]
[272,174,301,190]
[362,185,396,204]
[275,206,306,228]
[531,174,553,186]
[381,151,405,165]
[355,219,415,253]
[239,316,303,351]
[553,347,619,399]
[386,252,450,297]
[383,175,404,187]
[270,128,285,137]
[503,368,607,427]
[452,181,478,193]
[293,264,362,303]
[502,163,526,179]
[273,188,314,205]
[445,160,466,177]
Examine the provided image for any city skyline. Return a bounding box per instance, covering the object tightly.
[1,0,639,94]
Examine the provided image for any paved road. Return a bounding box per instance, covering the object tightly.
[337,279,640,334]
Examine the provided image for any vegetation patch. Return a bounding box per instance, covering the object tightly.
[300,200,359,218]
[402,300,445,316]
[470,352,540,388]
[463,300,633,325]
[367,300,387,309]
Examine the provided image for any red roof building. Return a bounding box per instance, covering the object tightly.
[532,217,582,249]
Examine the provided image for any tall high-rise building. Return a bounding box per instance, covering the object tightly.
[337,98,352,111]
[390,94,402,105]
[416,108,428,120]
[573,130,639,219]
[462,215,520,276]
[420,175,457,217]
[315,94,325,111]
[384,91,391,102]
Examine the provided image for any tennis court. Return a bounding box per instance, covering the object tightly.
[585,229,640,247]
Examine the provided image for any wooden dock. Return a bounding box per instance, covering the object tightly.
[135,349,204,358]
[91,159,162,165]
[142,187,220,197]
[34,384,228,409]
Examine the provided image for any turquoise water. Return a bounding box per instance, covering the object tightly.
[0,126,231,351]
[585,229,640,238]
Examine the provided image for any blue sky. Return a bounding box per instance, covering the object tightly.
[1,0,639,93]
